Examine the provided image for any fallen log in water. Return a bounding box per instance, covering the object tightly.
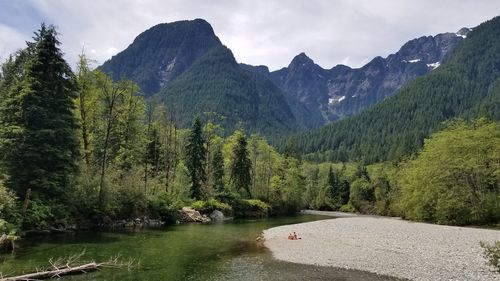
[0,251,135,281]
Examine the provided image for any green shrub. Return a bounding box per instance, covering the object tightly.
[23,200,54,229]
[339,204,357,213]
[72,182,100,220]
[0,183,20,232]
[215,190,240,204]
[233,199,270,218]
[349,178,375,213]
[115,187,148,219]
[148,193,182,223]
[191,199,232,215]
[480,241,500,272]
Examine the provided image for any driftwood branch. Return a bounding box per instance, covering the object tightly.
[0,251,135,281]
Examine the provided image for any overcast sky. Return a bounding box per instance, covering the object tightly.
[1,0,500,71]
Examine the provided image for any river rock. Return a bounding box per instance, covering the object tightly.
[201,215,211,223]
[179,207,204,222]
[209,210,225,221]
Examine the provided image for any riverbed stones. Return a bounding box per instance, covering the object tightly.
[263,217,500,281]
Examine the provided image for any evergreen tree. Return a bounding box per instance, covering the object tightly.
[0,24,79,203]
[326,166,340,198]
[284,136,301,160]
[185,117,206,199]
[212,146,225,194]
[230,131,252,197]
[326,166,343,206]
[339,180,350,205]
[355,162,370,182]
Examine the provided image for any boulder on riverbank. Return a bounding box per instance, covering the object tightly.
[179,207,211,223]
[209,210,225,221]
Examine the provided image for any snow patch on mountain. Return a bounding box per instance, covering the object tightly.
[402,59,421,63]
[329,96,346,104]
[427,62,441,70]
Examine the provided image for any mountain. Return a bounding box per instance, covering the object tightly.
[293,16,500,163]
[262,30,469,128]
[99,18,473,138]
[159,45,298,139]
[99,19,298,138]
[99,19,222,95]
[269,53,331,128]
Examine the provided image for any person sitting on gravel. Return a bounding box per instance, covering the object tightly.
[288,233,294,240]
[293,232,302,240]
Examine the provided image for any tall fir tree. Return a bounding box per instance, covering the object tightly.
[212,146,225,194]
[230,131,252,197]
[284,136,301,161]
[326,166,341,200]
[0,24,79,203]
[185,117,206,199]
[339,180,350,205]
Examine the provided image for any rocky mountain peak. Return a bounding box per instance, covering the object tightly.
[289,52,315,68]
[456,27,472,38]
[100,19,222,95]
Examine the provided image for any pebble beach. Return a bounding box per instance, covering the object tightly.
[263,215,500,281]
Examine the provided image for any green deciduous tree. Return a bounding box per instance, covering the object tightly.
[398,119,500,225]
[75,54,97,167]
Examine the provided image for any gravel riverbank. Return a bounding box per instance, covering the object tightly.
[263,215,500,281]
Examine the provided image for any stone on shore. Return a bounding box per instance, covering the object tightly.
[209,210,225,221]
[179,207,211,223]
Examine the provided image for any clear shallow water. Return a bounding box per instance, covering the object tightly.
[0,215,401,281]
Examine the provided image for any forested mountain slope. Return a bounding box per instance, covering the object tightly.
[159,45,299,139]
[99,19,298,138]
[295,16,500,163]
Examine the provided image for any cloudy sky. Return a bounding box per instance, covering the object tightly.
[1,0,500,70]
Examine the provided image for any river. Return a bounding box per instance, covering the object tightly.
[0,215,401,280]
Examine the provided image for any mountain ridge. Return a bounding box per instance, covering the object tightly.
[99,18,472,137]
[293,16,500,162]
[263,30,468,127]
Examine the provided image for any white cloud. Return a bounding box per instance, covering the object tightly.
[0,24,28,62]
[106,47,118,56]
[340,57,350,66]
[2,0,500,70]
